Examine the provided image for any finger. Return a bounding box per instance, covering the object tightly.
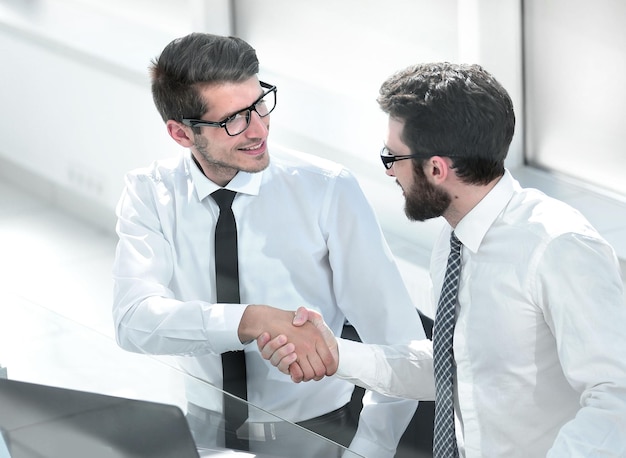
[289,363,304,383]
[259,334,287,360]
[269,343,296,367]
[256,332,271,352]
[303,352,328,382]
[308,316,339,376]
[311,338,336,376]
[306,309,324,326]
[295,355,317,382]
[292,306,310,326]
[275,351,297,374]
[314,338,338,376]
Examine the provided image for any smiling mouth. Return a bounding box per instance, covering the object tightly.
[239,141,265,153]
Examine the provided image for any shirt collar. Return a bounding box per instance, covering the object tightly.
[454,169,519,253]
[187,151,263,201]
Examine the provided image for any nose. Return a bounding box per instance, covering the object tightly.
[385,166,396,177]
[245,111,269,137]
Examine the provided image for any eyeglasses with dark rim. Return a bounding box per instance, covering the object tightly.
[181,81,277,136]
[380,146,458,169]
[380,146,428,169]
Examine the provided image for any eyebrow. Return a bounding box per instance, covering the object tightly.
[382,144,399,155]
[217,88,266,122]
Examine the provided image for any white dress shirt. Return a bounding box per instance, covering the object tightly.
[112,147,424,458]
[337,170,626,457]
[337,337,435,400]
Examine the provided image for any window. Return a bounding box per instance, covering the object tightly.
[524,0,626,197]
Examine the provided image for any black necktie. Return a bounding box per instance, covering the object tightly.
[211,189,248,450]
[433,231,462,458]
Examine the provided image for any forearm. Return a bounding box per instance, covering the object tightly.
[350,393,418,458]
[114,288,246,355]
[548,385,626,456]
[336,338,435,400]
[341,338,434,456]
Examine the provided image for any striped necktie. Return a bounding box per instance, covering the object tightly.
[433,231,462,458]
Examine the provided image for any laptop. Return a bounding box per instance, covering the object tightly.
[0,378,211,458]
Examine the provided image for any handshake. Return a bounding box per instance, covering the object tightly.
[256,307,338,383]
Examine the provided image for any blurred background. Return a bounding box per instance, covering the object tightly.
[1,0,625,323]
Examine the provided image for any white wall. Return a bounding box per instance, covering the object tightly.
[238,0,523,170]
[236,0,523,255]
[0,0,233,218]
[0,0,176,219]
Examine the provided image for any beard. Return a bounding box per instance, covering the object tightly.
[194,134,269,175]
[402,165,451,222]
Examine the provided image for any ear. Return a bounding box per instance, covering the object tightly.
[424,155,453,185]
[166,120,195,148]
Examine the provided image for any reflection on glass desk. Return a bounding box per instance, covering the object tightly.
[0,295,362,457]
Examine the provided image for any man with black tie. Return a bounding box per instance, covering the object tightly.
[112,33,425,457]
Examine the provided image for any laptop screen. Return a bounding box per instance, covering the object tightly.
[0,378,200,458]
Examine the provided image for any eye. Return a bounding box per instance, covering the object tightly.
[224,111,250,125]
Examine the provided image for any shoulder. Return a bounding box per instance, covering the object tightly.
[125,153,188,188]
[264,145,370,211]
[499,187,618,270]
[269,145,352,181]
[506,187,599,240]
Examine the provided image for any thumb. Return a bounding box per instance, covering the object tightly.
[292,306,310,326]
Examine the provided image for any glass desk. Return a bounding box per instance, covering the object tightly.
[0,294,362,457]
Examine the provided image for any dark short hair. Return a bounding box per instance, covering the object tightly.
[377,62,515,184]
[150,33,259,123]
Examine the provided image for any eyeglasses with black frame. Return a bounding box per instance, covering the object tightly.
[380,147,460,170]
[380,146,429,169]
[181,81,277,136]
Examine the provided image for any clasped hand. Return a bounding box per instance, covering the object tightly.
[257,307,338,383]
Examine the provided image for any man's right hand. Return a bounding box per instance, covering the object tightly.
[256,307,339,383]
[240,305,338,382]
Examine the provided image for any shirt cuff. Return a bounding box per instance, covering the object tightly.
[220,303,250,349]
[337,337,372,379]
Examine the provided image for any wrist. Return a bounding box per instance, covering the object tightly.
[238,304,267,342]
